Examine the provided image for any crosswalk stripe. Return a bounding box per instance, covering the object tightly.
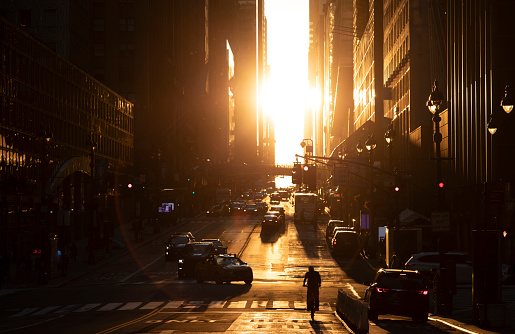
[74,303,101,312]
[182,300,203,308]
[10,307,39,317]
[11,300,334,317]
[163,300,183,308]
[97,303,123,311]
[55,304,78,314]
[227,300,247,308]
[251,300,267,308]
[208,300,226,308]
[140,301,164,309]
[294,301,306,309]
[118,302,142,310]
[32,306,60,316]
[271,301,290,309]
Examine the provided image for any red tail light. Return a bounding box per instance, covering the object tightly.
[405,263,414,267]
[417,290,429,295]
[333,239,337,245]
[376,287,390,293]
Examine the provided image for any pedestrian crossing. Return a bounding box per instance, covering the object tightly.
[7,300,334,318]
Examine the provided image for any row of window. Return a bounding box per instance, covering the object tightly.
[0,16,134,177]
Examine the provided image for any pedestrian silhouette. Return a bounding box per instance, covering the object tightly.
[303,266,321,321]
[389,252,401,269]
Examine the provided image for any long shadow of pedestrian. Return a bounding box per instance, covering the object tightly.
[309,319,329,333]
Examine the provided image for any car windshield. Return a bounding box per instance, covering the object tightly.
[216,257,244,266]
[378,274,425,290]
[170,236,189,244]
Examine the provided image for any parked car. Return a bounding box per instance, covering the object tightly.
[165,232,195,261]
[364,268,430,322]
[404,251,472,284]
[201,238,227,254]
[325,220,349,240]
[330,230,361,257]
[195,254,253,284]
[328,226,355,241]
[177,242,216,278]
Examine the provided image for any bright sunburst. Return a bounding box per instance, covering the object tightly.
[265,0,309,166]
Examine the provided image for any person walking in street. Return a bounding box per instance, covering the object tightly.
[303,265,321,321]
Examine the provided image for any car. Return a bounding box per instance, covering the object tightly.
[206,204,230,216]
[253,192,264,200]
[269,205,285,221]
[325,220,349,240]
[165,232,195,261]
[177,242,216,278]
[404,251,472,284]
[229,201,246,215]
[364,268,430,322]
[195,253,253,284]
[256,201,268,214]
[270,192,281,204]
[262,212,282,229]
[266,210,284,224]
[201,238,227,254]
[243,203,260,215]
[328,226,355,241]
[330,230,361,256]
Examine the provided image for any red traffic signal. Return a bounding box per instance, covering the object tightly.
[438,181,445,188]
[394,186,400,192]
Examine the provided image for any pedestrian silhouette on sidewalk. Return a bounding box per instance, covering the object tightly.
[303,266,321,321]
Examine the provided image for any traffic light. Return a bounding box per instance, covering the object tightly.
[292,163,302,184]
[302,164,317,190]
[394,185,400,192]
[438,181,445,189]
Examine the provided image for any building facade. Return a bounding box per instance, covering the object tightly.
[0,17,134,283]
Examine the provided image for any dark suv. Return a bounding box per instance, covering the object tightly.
[177,242,216,278]
[364,269,430,322]
[165,232,195,261]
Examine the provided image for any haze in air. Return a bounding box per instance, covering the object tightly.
[265,0,309,166]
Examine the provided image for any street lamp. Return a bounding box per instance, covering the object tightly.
[500,85,513,114]
[365,134,376,165]
[356,140,364,158]
[86,134,97,264]
[426,79,444,209]
[385,124,396,170]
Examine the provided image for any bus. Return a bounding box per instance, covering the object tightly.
[293,192,318,223]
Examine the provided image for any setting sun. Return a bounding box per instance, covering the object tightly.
[265,0,309,165]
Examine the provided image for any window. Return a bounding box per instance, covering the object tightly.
[94,19,104,32]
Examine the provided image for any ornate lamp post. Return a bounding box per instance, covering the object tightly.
[356,140,364,158]
[86,134,97,264]
[385,124,396,170]
[426,79,445,209]
[365,134,377,166]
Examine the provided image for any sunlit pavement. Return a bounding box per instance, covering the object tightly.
[224,311,350,333]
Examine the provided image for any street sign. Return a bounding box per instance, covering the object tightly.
[431,211,450,232]
[334,163,349,186]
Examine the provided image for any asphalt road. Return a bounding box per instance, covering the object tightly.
[0,200,480,333]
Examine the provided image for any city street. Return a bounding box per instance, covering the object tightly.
[0,201,507,333]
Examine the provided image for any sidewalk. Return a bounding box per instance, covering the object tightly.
[0,219,179,295]
[365,256,515,334]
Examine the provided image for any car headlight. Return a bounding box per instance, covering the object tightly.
[178,259,184,263]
